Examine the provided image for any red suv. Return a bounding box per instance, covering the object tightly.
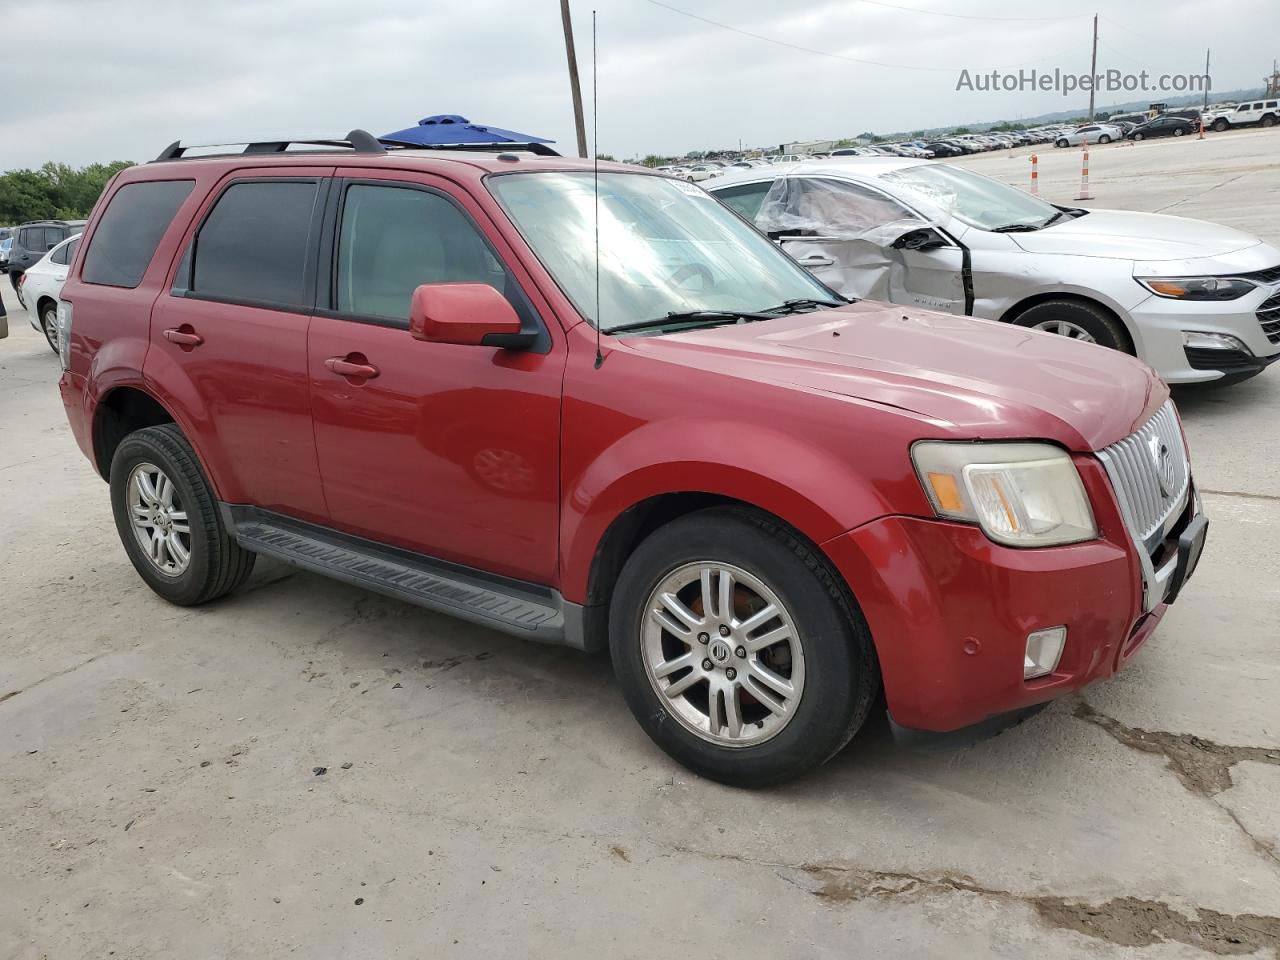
[56,131,1208,785]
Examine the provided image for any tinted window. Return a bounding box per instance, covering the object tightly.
[50,240,72,265]
[192,180,318,307]
[18,227,47,252]
[336,184,508,320]
[712,181,774,222]
[82,180,194,288]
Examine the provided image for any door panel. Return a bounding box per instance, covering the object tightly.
[146,169,332,522]
[307,173,563,584]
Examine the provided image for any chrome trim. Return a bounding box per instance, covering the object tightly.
[1096,399,1194,611]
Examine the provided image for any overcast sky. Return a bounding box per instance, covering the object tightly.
[1,0,1274,168]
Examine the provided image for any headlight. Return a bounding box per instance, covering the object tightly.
[1136,276,1256,301]
[911,441,1097,547]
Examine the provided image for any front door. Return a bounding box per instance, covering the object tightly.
[307,172,564,585]
[774,176,967,314]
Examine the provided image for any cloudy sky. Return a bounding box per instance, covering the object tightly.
[1,0,1273,168]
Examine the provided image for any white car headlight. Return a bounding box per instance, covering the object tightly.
[911,441,1097,547]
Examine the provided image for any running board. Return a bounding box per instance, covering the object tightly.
[220,506,592,650]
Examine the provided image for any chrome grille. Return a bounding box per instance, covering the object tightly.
[1096,400,1190,549]
[1258,292,1280,345]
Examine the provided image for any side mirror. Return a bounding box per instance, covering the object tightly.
[408,283,534,349]
[891,227,948,252]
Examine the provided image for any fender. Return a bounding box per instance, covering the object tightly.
[558,415,916,604]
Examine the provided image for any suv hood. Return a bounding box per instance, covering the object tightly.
[627,301,1164,452]
[1009,209,1267,264]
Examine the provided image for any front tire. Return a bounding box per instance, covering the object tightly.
[1213,118,1229,132]
[1173,127,1186,137]
[609,508,879,787]
[1099,135,1112,144]
[1013,298,1132,353]
[39,302,59,354]
[110,424,255,606]
[1055,138,1069,148]
[1133,132,1145,141]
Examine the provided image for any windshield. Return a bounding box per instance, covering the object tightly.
[878,163,1060,231]
[488,172,833,332]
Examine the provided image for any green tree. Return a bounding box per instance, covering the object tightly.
[0,160,132,225]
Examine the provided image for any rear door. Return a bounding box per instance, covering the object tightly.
[148,168,332,523]
[306,169,564,584]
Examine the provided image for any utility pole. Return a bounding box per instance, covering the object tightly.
[1087,13,1098,121]
[1203,48,1210,113]
[559,0,588,158]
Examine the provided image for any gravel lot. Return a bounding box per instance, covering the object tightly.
[2,128,1279,959]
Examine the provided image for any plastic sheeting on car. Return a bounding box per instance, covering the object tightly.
[752,175,960,305]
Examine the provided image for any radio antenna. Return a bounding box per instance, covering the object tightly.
[592,8,603,369]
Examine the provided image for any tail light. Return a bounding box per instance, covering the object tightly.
[56,301,73,370]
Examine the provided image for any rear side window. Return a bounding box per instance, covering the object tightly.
[190,180,319,307]
[18,227,48,252]
[81,180,194,287]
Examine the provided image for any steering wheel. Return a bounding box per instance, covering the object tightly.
[668,262,715,290]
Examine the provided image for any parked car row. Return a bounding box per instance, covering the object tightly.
[45,130,1211,787]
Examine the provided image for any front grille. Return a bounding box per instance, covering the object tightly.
[1258,292,1280,345]
[1239,264,1280,286]
[1185,346,1261,371]
[1096,400,1190,549]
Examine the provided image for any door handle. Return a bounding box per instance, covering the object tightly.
[796,254,835,267]
[163,327,204,348]
[325,356,380,380]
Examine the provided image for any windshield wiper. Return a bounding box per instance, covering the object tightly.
[991,222,1041,233]
[760,297,848,314]
[606,309,773,336]
[1040,210,1069,228]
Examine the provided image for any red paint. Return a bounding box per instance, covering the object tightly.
[59,149,1177,733]
[409,283,521,345]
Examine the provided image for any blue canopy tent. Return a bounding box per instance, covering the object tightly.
[381,115,557,153]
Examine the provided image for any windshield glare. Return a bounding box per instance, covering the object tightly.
[488,172,832,331]
[879,163,1059,231]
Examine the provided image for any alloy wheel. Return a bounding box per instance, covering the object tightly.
[641,561,805,747]
[1032,319,1097,343]
[127,462,191,577]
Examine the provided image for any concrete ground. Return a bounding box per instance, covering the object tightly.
[2,129,1280,959]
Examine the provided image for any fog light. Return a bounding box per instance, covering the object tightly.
[1182,330,1247,352]
[1024,626,1066,680]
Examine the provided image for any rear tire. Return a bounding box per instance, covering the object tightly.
[1055,138,1069,148]
[1173,127,1186,137]
[1099,134,1112,144]
[609,507,879,787]
[1262,115,1277,128]
[110,424,255,606]
[1133,132,1145,141]
[39,302,59,354]
[1012,298,1132,354]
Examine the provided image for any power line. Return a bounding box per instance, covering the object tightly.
[826,0,1086,22]
[643,0,1084,73]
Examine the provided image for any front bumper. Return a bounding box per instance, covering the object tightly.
[1128,287,1280,383]
[821,459,1203,732]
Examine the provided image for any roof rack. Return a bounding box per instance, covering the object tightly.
[155,129,385,162]
[155,128,560,162]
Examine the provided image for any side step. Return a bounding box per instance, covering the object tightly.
[221,506,589,649]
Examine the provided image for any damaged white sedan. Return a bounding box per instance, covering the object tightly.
[707,158,1280,385]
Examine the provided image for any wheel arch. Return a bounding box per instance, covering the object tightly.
[35,294,59,319]
[1000,290,1136,353]
[92,385,180,481]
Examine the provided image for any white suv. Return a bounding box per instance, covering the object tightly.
[1210,99,1279,132]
